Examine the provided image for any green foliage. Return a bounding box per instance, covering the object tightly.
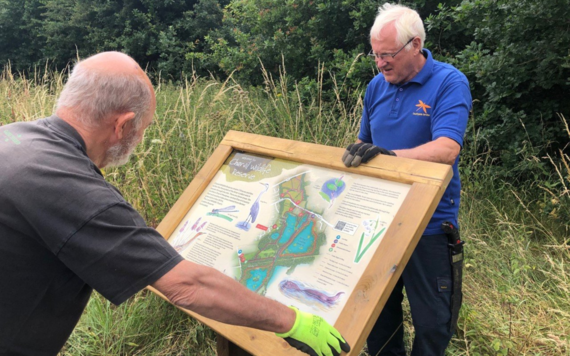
[204,0,379,94]
[2,1,570,353]
[426,0,570,179]
[1,0,229,79]
[0,0,46,68]
[2,61,569,356]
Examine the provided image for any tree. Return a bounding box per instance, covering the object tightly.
[427,0,570,174]
[1,0,228,79]
[0,0,46,71]
[203,0,380,87]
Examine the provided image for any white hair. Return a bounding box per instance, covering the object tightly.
[370,3,426,50]
[56,58,152,129]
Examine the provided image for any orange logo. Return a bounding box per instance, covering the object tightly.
[415,100,431,114]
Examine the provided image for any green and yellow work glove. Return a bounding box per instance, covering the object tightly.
[276,307,351,356]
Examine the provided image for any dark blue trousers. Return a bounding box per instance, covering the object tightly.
[367,233,454,356]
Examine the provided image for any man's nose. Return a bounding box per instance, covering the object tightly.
[375,57,388,67]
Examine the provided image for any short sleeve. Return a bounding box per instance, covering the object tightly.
[431,73,472,147]
[57,202,183,305]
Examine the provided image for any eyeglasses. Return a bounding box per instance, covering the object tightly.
[368,37,415,61]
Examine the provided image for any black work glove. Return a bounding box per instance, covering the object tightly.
[342,142,395,167]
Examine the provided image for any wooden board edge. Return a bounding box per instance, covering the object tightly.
[156,144,233,239]
[334,183,446,354]
[147,132,454,356]
[145,285,304,355]
[221,130,451,186]
[149,182,447,356]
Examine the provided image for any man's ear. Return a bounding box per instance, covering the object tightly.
[113,112,136,140]
[412,37,422,54]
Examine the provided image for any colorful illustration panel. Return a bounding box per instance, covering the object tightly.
[167,151,410,325]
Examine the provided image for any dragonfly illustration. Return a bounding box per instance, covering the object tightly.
[211,205,239,214]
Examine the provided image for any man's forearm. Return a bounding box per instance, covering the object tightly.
[352,137,459,165]
[152,260,295,333]
[392,137,460,165]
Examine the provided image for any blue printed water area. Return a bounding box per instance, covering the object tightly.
[266,265,286,288]
[246,268,268,291]
[279,213,298,244]
[285,222,314,254]
[321,177,346,201]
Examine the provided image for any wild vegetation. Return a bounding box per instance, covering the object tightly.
[2,0,569,354]
[1,61,568,354]
[2,0,569,170]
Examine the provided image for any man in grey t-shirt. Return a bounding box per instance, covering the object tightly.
[0,52,350,356]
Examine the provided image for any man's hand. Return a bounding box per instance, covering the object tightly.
[276,307,350,356]
[342,142,395,167]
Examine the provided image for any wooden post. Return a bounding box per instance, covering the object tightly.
[217,333,252,356]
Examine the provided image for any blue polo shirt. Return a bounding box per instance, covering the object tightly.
[359,49,471,235]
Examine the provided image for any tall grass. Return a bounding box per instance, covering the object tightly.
[448,114,570,355]
[1,66,568,355]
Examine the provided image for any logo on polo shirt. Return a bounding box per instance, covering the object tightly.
[1,130,22,145]
[413,100,431,117]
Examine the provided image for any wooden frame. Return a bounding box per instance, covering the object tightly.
[147,130,452,355]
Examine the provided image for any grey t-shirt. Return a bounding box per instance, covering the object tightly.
[0,116,183,355]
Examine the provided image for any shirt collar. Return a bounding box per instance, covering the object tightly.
[44,115,87,152]
[408,48,434,85]
[44,115,105,177]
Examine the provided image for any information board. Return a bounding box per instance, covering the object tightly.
[148,131,452,355]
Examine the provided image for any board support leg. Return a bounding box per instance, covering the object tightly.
[216,333,252,356]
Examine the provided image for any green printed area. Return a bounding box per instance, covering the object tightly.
[2,130,22,145]
[206,212,233,221]
[258,247,278,259]
[243,252,257,261]
[237,173,326,294]
[354,227,386,263]
[319,176,346,203]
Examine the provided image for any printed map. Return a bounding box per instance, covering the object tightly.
[168,152,410,323]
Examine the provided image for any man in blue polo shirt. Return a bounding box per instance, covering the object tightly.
[342,3,471,355]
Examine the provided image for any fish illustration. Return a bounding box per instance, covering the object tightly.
[279,280,344,307]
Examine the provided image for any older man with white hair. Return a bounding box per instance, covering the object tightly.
[342,3,471,356]
[0,51,350,356]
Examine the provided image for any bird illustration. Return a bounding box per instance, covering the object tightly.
[236,183,269,231]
